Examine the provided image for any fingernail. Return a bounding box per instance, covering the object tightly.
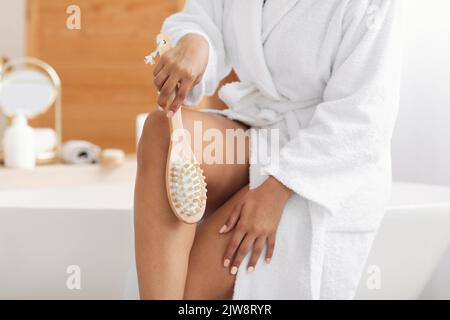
[247,266,255,273]
[219,225,227,234]
[223,259,230,268]
[167,111,174,118]
[230,266,238,275]
[157,106,164,111]
[265,258,271,264]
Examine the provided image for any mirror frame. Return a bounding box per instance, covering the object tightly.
[0,57,62,157]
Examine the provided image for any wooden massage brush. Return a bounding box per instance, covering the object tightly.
[145,35,207,224]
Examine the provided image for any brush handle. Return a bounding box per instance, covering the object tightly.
[157,34,172,55]
[170,108,184,131]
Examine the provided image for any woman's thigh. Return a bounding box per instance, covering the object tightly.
[180,108,250,213]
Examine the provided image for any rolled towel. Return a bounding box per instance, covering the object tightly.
[61,140,101,165]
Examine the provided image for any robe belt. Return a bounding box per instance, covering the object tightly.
[218,81,321,137]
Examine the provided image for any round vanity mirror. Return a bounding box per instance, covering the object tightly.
[0,68,55,118]
[0,58,60,118]
[0,57,62,163]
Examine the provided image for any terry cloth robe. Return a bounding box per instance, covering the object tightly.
[161,0,402,300]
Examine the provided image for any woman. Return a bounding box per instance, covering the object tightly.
[134,0,402,300]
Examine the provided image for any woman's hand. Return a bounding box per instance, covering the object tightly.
[153,33,209,117]
[220,176,294,275]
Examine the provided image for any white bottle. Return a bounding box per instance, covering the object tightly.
[3,113,36,169]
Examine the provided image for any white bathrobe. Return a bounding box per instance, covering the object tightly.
[162,0,402,300]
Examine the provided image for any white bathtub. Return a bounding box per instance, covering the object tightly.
[0,184,135,300]
[0,182,450,299]
[356,183,450,300]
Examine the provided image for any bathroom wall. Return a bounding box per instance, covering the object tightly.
[0,0,26,138]
[0,0,25,58]
[392,0,450,187]
[394,0,450,300]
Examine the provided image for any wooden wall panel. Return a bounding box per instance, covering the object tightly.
[27,0,232,152]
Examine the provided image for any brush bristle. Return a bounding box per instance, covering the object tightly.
[168,159,207,218]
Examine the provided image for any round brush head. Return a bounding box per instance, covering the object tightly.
[168,158,207,219]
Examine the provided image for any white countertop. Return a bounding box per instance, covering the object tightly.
[0,157,137,211]
[0,157,137,191]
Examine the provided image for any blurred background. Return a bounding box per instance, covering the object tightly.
[0,0,449,299]
[0,0,227,153]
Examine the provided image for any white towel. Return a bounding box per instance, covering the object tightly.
[61,140,100,165]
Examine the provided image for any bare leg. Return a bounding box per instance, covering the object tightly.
[184,186,250,300]
[134,109,249,299]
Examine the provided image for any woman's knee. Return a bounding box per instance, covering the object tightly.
[137,110,170,169]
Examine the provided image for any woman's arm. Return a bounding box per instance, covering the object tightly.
[263,0,403,216]
[156,0,231,115]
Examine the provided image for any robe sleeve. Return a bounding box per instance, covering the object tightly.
[263,0,402,216]
[161,0,231,105]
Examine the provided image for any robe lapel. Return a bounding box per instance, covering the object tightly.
[262,0,301,43]
[230,0,282,100]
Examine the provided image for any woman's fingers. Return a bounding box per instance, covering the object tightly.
[219,203,242,234]
[156,64,196,115]
[229,234,255,275]
[265,233,276,264]
[158,73,179,110]
[153,52,170,76]
[152,47,202,114]
[153,68,170,92]
[168,76,194,112]
[247,237,265,272]
[223,226,246,272]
